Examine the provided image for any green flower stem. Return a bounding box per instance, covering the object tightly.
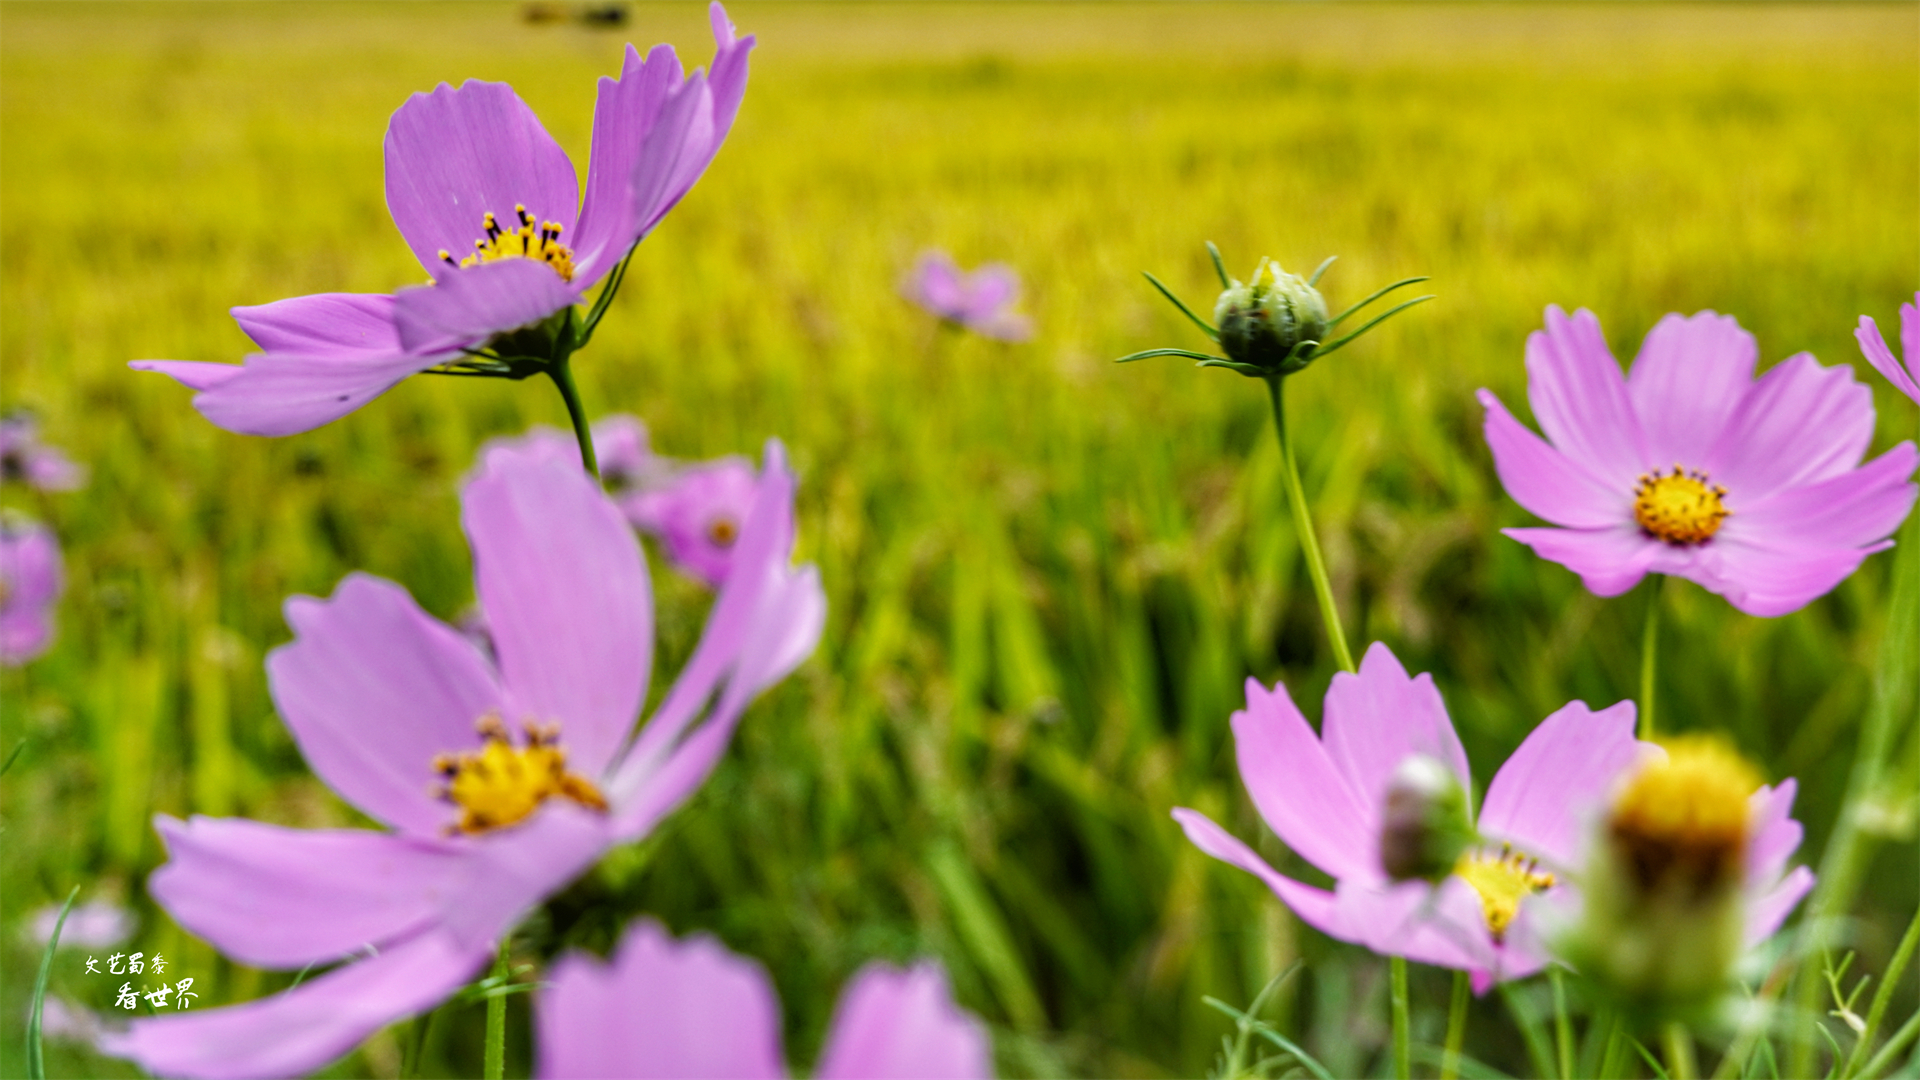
[1551,966,1575,1080]
[1791,498,1920,1080]
[1598,1015,1629,1080]
[1266,375,1356,676]
[1845,902,1920,1079]
[27,886,78,1080]
[547,356,600,480]
[1389,956,1412,1080]
[1440,969,1470,1080]
[1663,1022,1698,1080]
[483,939,509,1080]
[1639,575,1665,741]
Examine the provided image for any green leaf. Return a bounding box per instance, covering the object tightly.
[1307,255,1338,287]
[1327,276,1432,328]
[28,886,79,1080]
[1115,347,1223,364]
[1142,271,1220,341]
[1206,241,1231,288]
[1311,295,1435,358]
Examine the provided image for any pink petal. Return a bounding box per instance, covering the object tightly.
[384,80,580,279]
[1323,641,1471,815]
[128,360,245,393]
[815,961,992,1080]
[1904,297,1920,374]
[147,816,465,970]
[570,43,685,284]
[1626,311,1757,468]
[1501,525,1657,598]
[1857,314,1920,404]
[1745,780,1803,892]
[1692,536,1886,618]
[1524,307,1649,488]
[184,349,447,437]
[905,252,967,317]
[434,804,613,954]
[462,441,652,779]
[1745,866,1815,948]
[392,257,581,354]
[959,263,1020,324]
[1232,677,1378,881]
[268,573,504,834]
[537,920,785,1080]
[230,293,401,353]
[99,927,488,1080]
[1477,388,1625,528]
[1727,441,1918,553]
[1479,699,1646,868]
[1171,808,1341,930]
[1706,353,1874,503]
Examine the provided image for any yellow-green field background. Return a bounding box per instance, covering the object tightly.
[3,2,1917,1076]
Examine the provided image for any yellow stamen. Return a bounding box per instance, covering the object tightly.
[1453,845,1555,942]
[1633,465,1729,545]
[453,205,575,283]
[1608,735,1759,900]
[434,715,606,834]
[706,517,739,548]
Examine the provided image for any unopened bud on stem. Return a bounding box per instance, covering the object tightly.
[1215,259,1330,375]
[1379,754,1475,884]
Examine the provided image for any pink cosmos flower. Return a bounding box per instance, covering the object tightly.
[131,3,753,437]
[1479,307,1918,616]
[1856,293,1920,405]
[30,899,135,949]
[1174,643,1650,987]
[903,251,1033,342]
[538,919,991,1079]
[624,456,760,587]
[0,517,62,666]
[0,414,86,491]
[100,440,824,1080]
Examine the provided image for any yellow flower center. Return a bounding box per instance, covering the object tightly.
[436,205,575,283]
[1452,845,1556,942]
[1608,735,1759,901]
[432,715,606,835]
[706,516,739,548]
[1633,466,1729,545]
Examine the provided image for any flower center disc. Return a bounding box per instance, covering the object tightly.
[706,517,739,548]
[1633,466,1729,545]
[433,715,606,834]
[1608,736,1758,900]
[436,205,575,283]
[1453,845,1556,942]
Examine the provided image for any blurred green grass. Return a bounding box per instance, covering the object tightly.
[2,2,1916,1076]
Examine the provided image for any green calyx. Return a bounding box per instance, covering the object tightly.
[1378,755,1476,885]
[1116,241,1434,378]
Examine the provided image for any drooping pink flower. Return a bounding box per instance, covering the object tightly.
[0,414,86,491]
[903,251,1033,342]
[538,919,991,1080]
[1479,307,1917,616]
[623,456,759,587]
[1856,293,1920,405]
[131,4,754,437]
[100,441,824,1080]
[0,517,62,666]
[1174,643,1651,987]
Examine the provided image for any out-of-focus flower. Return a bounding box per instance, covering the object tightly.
[0,414,86,491]
[36,997,104,1045]
[1173,642,1649,989]
[1479,307,1918,616]
[131,3,753,437]
[624,456,759,587]
[1856,293,1920,405]
[101,442,824,1080]
[538,919,991,1079]
[903,251,1032,341]
[30,900,135,949]
[477,415,664,489]
[1555,735,1813,1019]
[0,517,62,666]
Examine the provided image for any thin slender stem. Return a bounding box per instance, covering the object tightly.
[1441,969,1470,1080]
[1859,1010,1920,1080]
[547,357,599,479]
[1845,902,1920,1079]
[1664,1022,1699,1080]
[1599,1016,1629,1080]
[1390,956,1412,1080]
[1551,966,1576,1080]
[1266,375,1355,675]
[483,939,509,1080]
[1640,574,1665,740]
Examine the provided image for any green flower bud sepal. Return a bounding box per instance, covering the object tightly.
[1117,242,1432,378]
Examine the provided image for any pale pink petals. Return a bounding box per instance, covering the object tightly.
[1856,294,1920,405]
[815,962,992,1080]
[1231,677,1376,882]
[1479,699,1645,868]
[1322,642,1472,813]
[1522,306,1648,489]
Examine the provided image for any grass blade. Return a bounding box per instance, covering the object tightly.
[28,886,79,1080]
[1206,240,1231,288]
[1141,271,1220,341]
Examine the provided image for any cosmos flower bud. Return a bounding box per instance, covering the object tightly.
[1561,735,1762,1017]
[1379,754,1475,883]
[1214,259,1331,374]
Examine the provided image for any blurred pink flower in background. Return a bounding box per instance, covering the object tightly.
[625,455,760,587]
[903,251,1033,341]
[30,899,135,949]
[0,414,86,490]
[1856,293,1920,405]
[538,919,992,1079]
[102,441,823,1079]
[1480,307,1917,616]
[0,517,63,666]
